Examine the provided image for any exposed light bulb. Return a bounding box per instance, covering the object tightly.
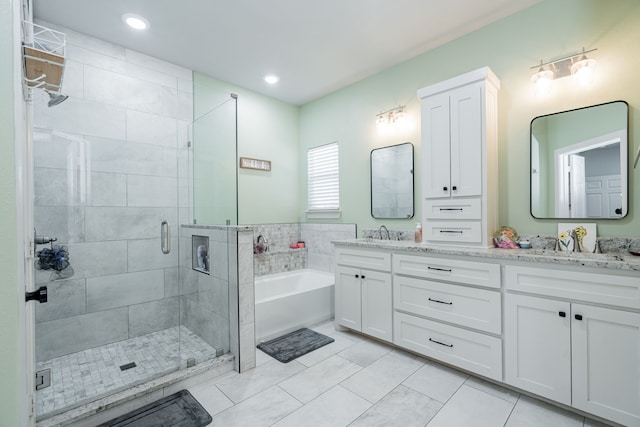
[571,56,597,85]
[531,66,553,96]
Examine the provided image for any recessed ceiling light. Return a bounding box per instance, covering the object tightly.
[264,74,280,84]
[122,13,150,30]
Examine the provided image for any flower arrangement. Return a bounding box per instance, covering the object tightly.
[493,226,519,249]
[557,223,596,253]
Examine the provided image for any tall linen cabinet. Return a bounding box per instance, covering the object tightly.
[418,67,500,248]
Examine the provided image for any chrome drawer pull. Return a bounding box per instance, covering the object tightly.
[440,230,463,234]
[439,208,464,211]
[429,338,453,348]
[427,266,452,272]
[428,297,453,305]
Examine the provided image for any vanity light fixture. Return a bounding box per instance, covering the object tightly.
[570,48,597,85]
[122,13,150,30]
[531,62,553,96]
[530,47,598,94]
[376,105,406,130]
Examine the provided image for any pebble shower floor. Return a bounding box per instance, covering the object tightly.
[36,326,218,418]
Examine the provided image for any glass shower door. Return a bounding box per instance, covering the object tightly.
[32,124,182,419]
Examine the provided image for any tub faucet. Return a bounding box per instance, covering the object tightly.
[256,234,269,252]
[379,225,390,240]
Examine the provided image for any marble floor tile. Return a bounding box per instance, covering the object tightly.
[350,384,442,427]
[465,376,520,404]
[215,359,305,404]
[295,333,358,367]
[584,418,616,427]
[312,321,364,342]
[505,395,584,427]
[403,361,468,404]
[340,351,424,403]
[189,384,233,417]
[255,348,272,366]
[426,384,515,427]
[272,385,371,427]
[279,355,362,403]
[338,337,393,367]
[209,386,301,427]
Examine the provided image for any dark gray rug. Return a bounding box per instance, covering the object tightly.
[97,390,211,427]
[257,328,335,363]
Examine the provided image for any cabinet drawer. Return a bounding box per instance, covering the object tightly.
[335,248,391,272]
[424,221,481,243]
[394,311,502,381]
[505,265,640,309]
[394,275,501,334]
[394,254,500,289]
[424,199,481,220]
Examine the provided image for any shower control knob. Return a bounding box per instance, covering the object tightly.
[26,286,48,304]
[443,186,448,191]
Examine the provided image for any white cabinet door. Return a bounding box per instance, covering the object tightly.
[335,266,362,331]
[362,270,393,342]
[422,91,451,199]
[504,293,571,405]
[449,84,482,198]
[572,304,640,427]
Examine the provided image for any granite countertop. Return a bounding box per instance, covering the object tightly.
[332,239,640,271]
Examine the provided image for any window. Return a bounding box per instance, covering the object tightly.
[307,142,340,218]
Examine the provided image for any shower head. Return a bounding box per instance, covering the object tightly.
[46,91,69,107]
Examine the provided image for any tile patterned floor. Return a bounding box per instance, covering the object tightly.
[189,321,615,427]
[36,326,218,419]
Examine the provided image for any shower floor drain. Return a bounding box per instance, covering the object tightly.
[119,362,137,371]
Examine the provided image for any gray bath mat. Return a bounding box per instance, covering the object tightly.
[257,327,335,363]
[97,389,211,427]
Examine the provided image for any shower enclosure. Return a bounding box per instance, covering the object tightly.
[191,94,238,225]
[30,25,235,421]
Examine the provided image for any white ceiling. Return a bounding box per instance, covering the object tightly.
[33,0,540,105]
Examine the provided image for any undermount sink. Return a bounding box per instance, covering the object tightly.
[523,249,625,261]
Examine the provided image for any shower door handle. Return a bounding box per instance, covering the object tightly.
[161,221,171,254]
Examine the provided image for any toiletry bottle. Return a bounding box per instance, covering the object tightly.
[415,223,422,243]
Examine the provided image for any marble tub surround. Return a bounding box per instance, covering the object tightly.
[300,223,356,273]
[251,223,356,275]
[333,238,640,271]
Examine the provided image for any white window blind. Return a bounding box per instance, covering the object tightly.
[307,142,339,211]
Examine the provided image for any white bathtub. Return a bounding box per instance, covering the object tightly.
[255,269,335,343]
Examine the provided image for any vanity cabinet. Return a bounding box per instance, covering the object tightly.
[392,254,502,381]
[418,67,499,247]
[335,248,392,342]
[505,265,640,427]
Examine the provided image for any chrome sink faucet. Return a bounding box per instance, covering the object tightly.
[379,225,390,240]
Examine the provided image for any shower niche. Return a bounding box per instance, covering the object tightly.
[192,235,210,274]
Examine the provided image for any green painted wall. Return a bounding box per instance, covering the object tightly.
[194,73,300,225]
[299,0,640,237]
[0,0,23,425]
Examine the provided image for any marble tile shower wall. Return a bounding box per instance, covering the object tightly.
[179,227,231,355]
[32,20,193,362]
[252,223,357,276]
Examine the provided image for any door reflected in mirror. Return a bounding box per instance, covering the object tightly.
[371,142,414,219]
[530,101,628,219]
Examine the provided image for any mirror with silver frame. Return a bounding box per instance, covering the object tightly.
[530,100,628,219]
[371,142,414,219]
